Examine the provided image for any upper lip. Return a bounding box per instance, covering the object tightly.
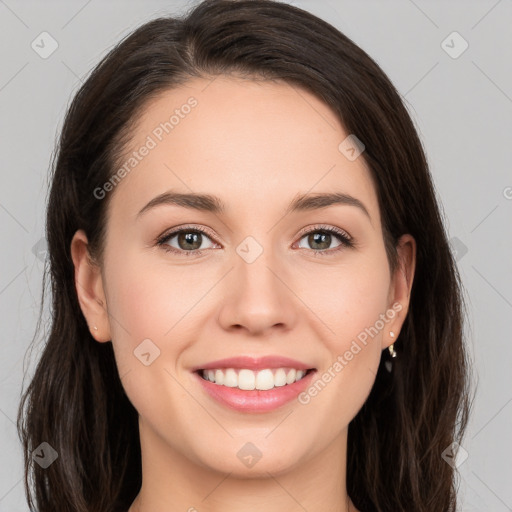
[191,355,316,372]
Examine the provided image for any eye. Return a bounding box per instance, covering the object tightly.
[157,225,218,256]
[156,223,355,257]
[295,224,354,255]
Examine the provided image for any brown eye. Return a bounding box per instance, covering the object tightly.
[296,225,354,255]
[303,232,336,250]
[175,231,204,251]
[158,226,217,256]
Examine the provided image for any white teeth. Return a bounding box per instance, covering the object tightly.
[223,368,238,387]
[255,369,273,390]
[214,369,224,386]
[201,367,310,390]
[238,369,255,390]
[274,368,287,387]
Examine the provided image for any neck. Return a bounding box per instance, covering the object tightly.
[128,419,358,512]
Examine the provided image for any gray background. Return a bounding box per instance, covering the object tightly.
[0,0,511,510]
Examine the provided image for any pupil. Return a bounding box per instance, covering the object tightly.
[179,232,201,250]
[310,232,330,250]
[176,231,332,251]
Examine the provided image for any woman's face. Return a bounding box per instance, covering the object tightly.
[74,75,414,478]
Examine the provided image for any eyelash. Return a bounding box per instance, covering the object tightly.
[156,223,355,257]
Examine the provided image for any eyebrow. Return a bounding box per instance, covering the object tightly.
[137,191,371,221]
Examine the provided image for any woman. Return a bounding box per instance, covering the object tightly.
[17,1,473,511]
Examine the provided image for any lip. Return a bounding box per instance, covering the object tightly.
[191,355,314,372]
[193,368,317,413]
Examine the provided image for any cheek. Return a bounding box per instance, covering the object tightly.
[102,246,226,376]
[102,252,200,418]
[297,253,391,341]
[295,262,390,431]
[105,262,166,337]
[102,250,192,370]
[105,240,210,325]
[296,250,390,399]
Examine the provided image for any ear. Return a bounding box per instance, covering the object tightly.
[70,229,111,342]
[382,233,416,350]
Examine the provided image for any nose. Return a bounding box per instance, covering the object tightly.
[216,244,298,336]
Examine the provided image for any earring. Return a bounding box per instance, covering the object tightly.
[385,332,397,373]
[388,331,396,358]
[93,325,98,331]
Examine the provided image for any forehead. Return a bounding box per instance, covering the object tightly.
[106,75,380,227]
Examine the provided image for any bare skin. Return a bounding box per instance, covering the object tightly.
[71,75,415,512]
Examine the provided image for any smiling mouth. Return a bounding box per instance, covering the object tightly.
[195,367,316,391]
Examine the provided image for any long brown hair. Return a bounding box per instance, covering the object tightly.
[17,1,473,511]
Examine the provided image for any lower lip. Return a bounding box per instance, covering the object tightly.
[194,370,317,413]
